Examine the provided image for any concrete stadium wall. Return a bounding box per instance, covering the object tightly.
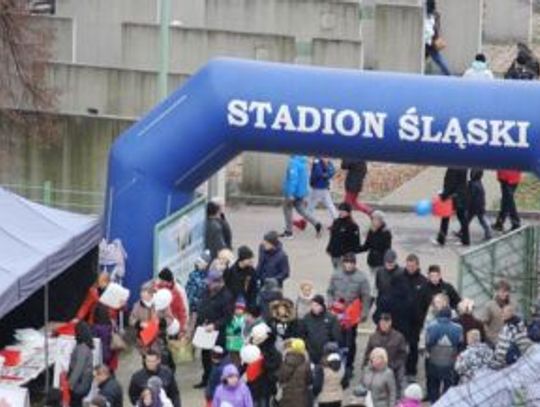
[438,0,483,75]
[45,63,189,117]
[242,153,289,196]
[483,0,533,43]
[202,0,361,40]
[28,14,73,62]
[312,38,363,69]
[122,23,297,73]
[374,1,424,73]
[0,113,133,210]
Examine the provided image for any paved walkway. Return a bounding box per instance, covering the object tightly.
[381,167,501,211]
[117,204,484,406]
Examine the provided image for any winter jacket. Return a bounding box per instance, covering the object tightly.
[247,339,282,399]
[423,280,461,311]
[480,297,517,345]
[360,226,392,269]
[341,160,367,194]
[129,300,155,334]
[396,398,422,407]
[257,279,283,320]
[440,168,468,205]
[327,268,371,319]
[310,158,335,190]
[326,216,362,258]
[278,352,312,407]
[426,312,463,368]
[205,217,228,260]
[268,299,300,345]
[361,366,397,407]
[196,286,235,346]
[154,281,188,330]
[256,243,290,285]
[220,214,233,250]
[212,365,253,407]
[454,342,493,383]
[205,355,232,400]
[300,311,341,363]
[185,268,208,313]
[295,293,313,320]
[391,270,429,341]
[463,61,495,80]
[226,315,246,352]
[468,170,486,216]
[375,265,404,300]
[455,314,486,346]
[313,359,344,404]
[128,365,180,407]
[68,343,94,397]
[283,155,310,199]
[98,376,123,407]
[363,328,408,372]
[224,262,257,309]
[497,170,522,186]
[491,315,533,369]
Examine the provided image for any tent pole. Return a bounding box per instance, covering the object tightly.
[44,281,50,396]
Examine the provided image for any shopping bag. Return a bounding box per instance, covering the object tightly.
[169,337,194,365]
[139,318,159,347]
[432,196,454,218]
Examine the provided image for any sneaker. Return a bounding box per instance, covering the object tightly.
[431,238,444,246]
[279,230,294,240]
[492,222,504,232]
[193,381,207,389]
[315,223,322,238]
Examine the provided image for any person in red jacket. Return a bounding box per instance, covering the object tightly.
[154,268,188,336]
[493,170,522,232]
[74,272,112,324]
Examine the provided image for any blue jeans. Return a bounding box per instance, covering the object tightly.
[426,361,455,403]
[427,47,451,76]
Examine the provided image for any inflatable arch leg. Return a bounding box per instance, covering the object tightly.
[105,58,540,296]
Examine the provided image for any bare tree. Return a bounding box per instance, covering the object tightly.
[0,0,57,142]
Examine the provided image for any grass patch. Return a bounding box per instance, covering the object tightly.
[515,174,540,211]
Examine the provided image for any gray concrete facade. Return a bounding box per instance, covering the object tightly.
[241,153,289,196]
[45,63,189,117]
[121,23,297,72]
[438,0,483,75]
[312,38,364,69]
[29,14,73,62]
[374,1,425,73]
[483,0,533,44]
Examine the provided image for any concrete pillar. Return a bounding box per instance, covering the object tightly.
[207,169,227,202]
[374,1,425,73]
[437,0,483,75]
[241,153,288,196]
[483,0,533,44]
[360,0,376,69]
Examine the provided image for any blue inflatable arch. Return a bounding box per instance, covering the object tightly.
[106,58,540,295]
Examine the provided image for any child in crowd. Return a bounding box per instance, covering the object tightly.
[226,298,248,364]
[185,251,211,322]
[396,383,423,407]
[212,364,254,407]
[296,281,315,319]
[313,343,345,407]
[206,347,232,405]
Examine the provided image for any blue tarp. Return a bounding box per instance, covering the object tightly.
[0,188,102,319]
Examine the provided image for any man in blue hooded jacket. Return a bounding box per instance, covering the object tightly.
[281,155,322,239]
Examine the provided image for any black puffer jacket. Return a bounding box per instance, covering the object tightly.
[128,365,180,407]
[341,160,368,194]
[326,216,362,258]
[98,376,123,407]
[300,311,341,363]
[360,226,392,268]
[196,286,234,346]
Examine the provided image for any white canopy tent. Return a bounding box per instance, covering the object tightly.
[0,187,101,320]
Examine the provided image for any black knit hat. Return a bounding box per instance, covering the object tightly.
[158,267,174,283]
[237,245,254,262]
[312,294,326,309]
[263,231,280,247]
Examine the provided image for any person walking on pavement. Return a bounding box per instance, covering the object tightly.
[433,167,470,246]
[281,155,322,239]
[424,0,451,76]
[466,170,492,241]
[340,159,373,216]
[326,202,362,270]
[493,169,522,232]
[307,156,338,221]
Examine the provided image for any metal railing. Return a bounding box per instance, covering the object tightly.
[458,225,540,319]
[1,182,104,215]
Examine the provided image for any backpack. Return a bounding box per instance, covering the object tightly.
[505,341,522,366]
[527,320,540,343]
